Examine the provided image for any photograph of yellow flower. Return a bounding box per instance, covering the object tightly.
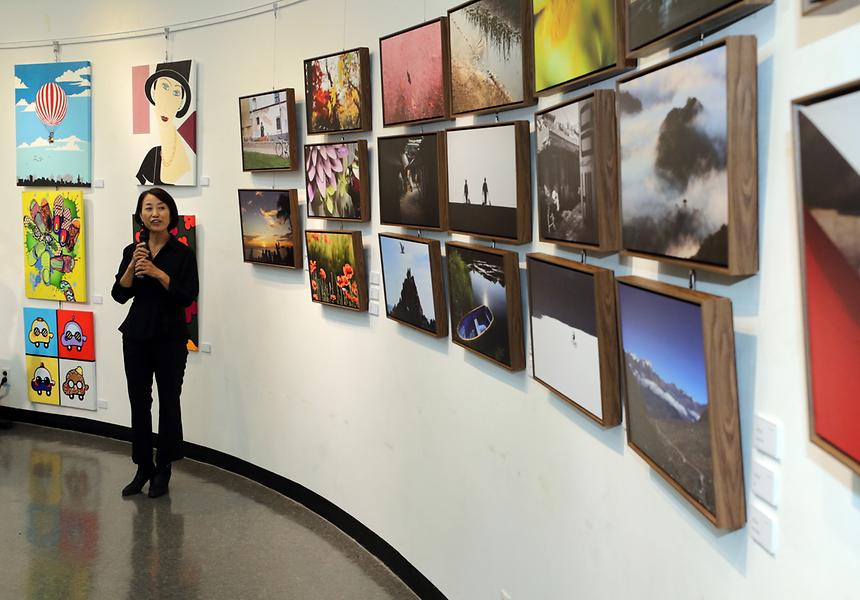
[303,48,371,135]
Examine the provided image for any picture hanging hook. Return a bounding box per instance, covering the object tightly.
[494,112,500,123]
[273,1,279,18]
[580,249,587,264]
[689,269,697,290]
[164,27,170,62]
[417,229,423,238]
[52,41,60,62]
[492,240,496,249]
[340,222,345,231]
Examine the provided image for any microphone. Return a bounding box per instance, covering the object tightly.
[135,226,150,279]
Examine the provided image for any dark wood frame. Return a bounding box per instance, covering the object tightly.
[237,189,302,269]
[447,0,536,117]
[625,0,771,58]
[303,47,372,135]
[791,78,860,476]
[379,18,452,127]
[445,241,525,371]
[378,233,449,338]
[617,275,745,530]
[801,0,853,15]
[445,121,532,244]
[305,229,369,312]
[535,90,620,252]
[238,88,298,172]
[377,132,449,231]
[616,36,758,276]
[526,253,621,426]
[304,139,371,222]
[533,0,635,96]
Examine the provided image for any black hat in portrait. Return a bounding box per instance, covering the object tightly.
[144,60,193,118]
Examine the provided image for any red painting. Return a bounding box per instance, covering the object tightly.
[56,309,95,362]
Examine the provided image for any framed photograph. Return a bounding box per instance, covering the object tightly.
[305,140,370,222]
[792,80,860,475]
[305,230,368,312]
[238,89,298,172]
[379,233,448,338]
[378,133,448,230]
[626,0,771,58]
[238,189,302,269]
[445,241,525,371]
[303,47,371,135]
[526,253,621,426]
[617,37,757,276]
[380,18,451,127]
[617,275,744,530]
[448,0,535,116]
[802,0,852,14]
[533,0,634,96]
[446,121,531,244]
[535,90,619,252]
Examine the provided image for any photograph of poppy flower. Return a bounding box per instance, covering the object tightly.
[303,48,370,134]
[238,189,301,269]
[306,230,367,311]
[794,82,860,472]
[618,44,729,266]
[378,133,445,229]
[627,0,737,53]
[305,141,368,221]
[448,0,530,115]
[618,281,715,514]
[446,242,522,369]
[533,0,618,93]
[380,19,449,126]
[380,234,446,336]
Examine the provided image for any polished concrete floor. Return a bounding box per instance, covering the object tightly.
[0,423,419,600]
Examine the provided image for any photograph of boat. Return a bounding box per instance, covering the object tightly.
[457,304,493,340]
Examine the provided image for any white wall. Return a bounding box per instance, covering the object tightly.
[2,1,859,598]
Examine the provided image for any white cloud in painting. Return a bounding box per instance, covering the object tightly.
[52,141,82,152]
[18,137,51,149]
[69,89,91,97]
[15,76,27,89]
[55,66,91,86]
[17,98,37,112]
[55,135,82,144]
[16,98,29,107]
[260,208,278,228]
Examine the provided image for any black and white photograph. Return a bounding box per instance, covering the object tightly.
[378,133,444,229]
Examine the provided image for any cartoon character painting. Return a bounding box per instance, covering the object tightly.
[31,362,55,397]
[28,317,54,348]
[61,316,87,352]
[62,366,90,401]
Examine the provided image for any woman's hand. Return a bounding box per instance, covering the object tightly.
[134,258,171,289]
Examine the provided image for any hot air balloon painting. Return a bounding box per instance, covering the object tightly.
[15,61,92,187]
[22,190,88,303]
[131,59,197,186]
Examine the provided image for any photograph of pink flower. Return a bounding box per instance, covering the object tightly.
[304,140,369,221]
[380,18,451,127]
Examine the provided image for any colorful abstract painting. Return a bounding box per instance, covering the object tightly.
[22,190,87,303]
[303,48,369,134]
[15,61,91,187]
[131,59,197,186]
[133,215,199,351]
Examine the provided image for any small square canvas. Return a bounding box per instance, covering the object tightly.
[238,189,302,269]
[24,307,58,358]
[56,309,95,361]
[379,234,448,337]
[15,61,92,187]
[306,230,368,311]
[303,48,371,135]
[23,190,87,303]
[58,359,97,411]
[380,19,450,126]
[238,88,298,171]
[26,355,60,406]
[305,141,369,221]
[378,133,447,230]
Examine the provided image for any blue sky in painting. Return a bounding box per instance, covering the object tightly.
[618,283,709,406]
[379,235,436,322]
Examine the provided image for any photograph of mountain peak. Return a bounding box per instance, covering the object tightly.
[618,281,715,514]
[618,44,729,267]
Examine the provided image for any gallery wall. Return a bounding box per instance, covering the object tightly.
[1,0,860,598]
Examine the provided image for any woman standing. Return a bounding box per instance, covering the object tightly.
[112,188,198,498]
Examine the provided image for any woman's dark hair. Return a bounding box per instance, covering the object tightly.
[136,187,179,231]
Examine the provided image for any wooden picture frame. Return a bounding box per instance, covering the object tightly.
[802,0,854,14]
[377,132,448,231]
[533,0,635,96]
[617,275,744,530]
[238,88,298,172]
[379,233,448,338]
[792,79,860,476]
[305,139,370,222]
[237,189,302,269]
[617,36,758,276]
[303,47,372,135]
[535,90,620,252]
[305,230,368,312]
[447,0,536,116]
[445,241,525,371]
[526,253,621,427]
[379,18,452,127]
[445,121,532,244]
[625,0,771,59]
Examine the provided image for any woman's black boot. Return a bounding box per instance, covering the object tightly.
[148,463,172,498]
[122,464,154,497]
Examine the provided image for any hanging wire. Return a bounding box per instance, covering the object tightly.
[52,41,60,62]
[272,2,278,90]
[164,27,170,61]
[342,0,348,51]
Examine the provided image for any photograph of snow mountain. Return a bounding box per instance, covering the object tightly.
[527,256,602,419]
[379,234,444,336]
[618,282,715,513]
[618,44,729,266]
